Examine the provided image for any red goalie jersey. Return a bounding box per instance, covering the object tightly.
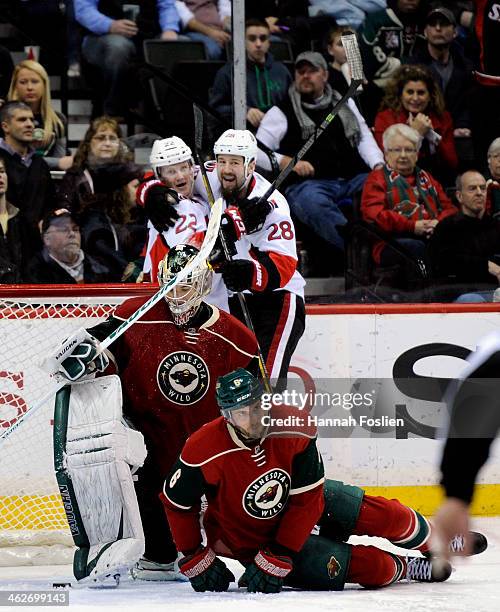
[90,298,258,473]
[161,406,325,561]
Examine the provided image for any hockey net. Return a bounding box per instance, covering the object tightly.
[0,285,154,566]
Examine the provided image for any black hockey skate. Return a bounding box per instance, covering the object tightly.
[406,557,452,583]
[449,531,488,556]
[424,530,488,559]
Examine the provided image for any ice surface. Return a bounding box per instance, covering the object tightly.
[1,518,499,612]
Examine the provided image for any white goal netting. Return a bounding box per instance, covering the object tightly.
[0,288,147,566]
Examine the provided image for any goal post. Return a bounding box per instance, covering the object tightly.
[0,284,155,566]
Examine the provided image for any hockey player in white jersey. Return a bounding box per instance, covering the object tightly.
[200,129,306,390]
[137,136,228,312]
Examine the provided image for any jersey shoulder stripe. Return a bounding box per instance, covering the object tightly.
[290,477,325,496]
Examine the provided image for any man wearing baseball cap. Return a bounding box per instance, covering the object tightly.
[409,5,474,141]
[256,51,383,260]
[26,209,111,284]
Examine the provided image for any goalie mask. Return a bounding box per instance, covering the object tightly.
[158,244,212,327]
[216,368,266,440]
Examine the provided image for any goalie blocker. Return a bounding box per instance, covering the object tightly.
[53,376,147,585]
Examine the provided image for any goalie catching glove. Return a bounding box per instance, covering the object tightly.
[43,328,109,381]
[137,180,180,232]
[238,549,293,594]
[178,546,235,592]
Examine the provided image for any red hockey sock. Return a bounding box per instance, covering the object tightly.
[354,495,431,553]
[348,545,406,588]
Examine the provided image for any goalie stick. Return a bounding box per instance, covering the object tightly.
[0,199,223,446]
[257,32,365,205]
[193,103,272,393]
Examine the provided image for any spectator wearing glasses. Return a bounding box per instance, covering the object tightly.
[26,209,111,284]
[57,116,132,213]
[209,18,291,130]
[361,123,456,272]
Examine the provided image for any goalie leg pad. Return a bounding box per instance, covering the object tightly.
[54,376,147,583]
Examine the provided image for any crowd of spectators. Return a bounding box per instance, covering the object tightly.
[0,0,499,304]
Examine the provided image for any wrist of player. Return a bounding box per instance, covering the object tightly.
[238,548,293,593]
[178,546,234,592]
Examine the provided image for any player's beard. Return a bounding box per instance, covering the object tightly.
[220,182,242,201]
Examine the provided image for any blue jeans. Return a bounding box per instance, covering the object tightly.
[185,32,224,60]
[82,34,136,115]
[285,175,367,251]
[455,291,495,303]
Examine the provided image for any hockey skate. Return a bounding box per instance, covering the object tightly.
[424,530,488,558]
[406,556,452,583]
[74,539,144,587]
[131,557,188,581]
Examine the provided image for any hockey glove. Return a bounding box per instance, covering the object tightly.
[238,197,272,234]
[238,549,292,593]
[221,259,255,292]
[209,207,246,268]
[178,547,235,592]
[42,328,109,382]
[138,181,180,232]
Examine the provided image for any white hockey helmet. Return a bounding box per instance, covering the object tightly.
[150,136,193,179]
[157,244,212,327]
[213,129,258,177]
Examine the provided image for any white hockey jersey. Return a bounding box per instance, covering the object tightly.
[194,162,305,299]
[142,193,229,313]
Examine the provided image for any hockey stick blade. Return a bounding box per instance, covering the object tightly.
[0,199,223,446]
[341,32,364,83]
[193,104,204,154]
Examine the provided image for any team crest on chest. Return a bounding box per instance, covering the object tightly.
[243,468,290,519]
[157,351,210,405]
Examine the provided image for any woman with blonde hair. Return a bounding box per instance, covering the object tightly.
[8,59,72,170]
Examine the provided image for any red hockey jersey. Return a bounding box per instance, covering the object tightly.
[98,297,258,473]
[162,406,325,561]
